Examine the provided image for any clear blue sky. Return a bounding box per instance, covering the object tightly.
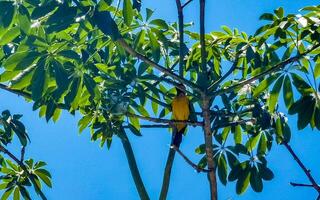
[1,0,320,199]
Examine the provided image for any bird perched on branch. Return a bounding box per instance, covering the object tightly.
[171,84,193,148]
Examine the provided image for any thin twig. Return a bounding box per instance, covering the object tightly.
[182,0,193,8]
[290,182,314,187]
[283,142,320,193]
[126,112,203,126]
[171,145,211,173]
[124,124,169,129]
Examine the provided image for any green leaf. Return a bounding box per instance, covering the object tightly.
[297,96,315,130]
[269,76,284,112]
[218,154,228,185]
[253,74,278,98]
[93,9,121,40]
[1,186,14,200]
[274,7,284,18]
[123,0,134,26]
[314,107,320,131]
[234,125,242,144]
[151,95,158,115]
[13,187,20,200]
[10,66,35,90]
[64,78,81,107]
[148,31,160,62]
[31,62,46,101]
[221,25,233,35]
[250,168,263,192]
[150,19,169,30]
[275,117,283,142]
[283,75,294,108]
[18,6,31,34]
[314,61,320,79]
[291,73,313,95]
[260,167,274,181]
[83,74,97,97]
[128,124,142,136]
[259,13,275,21]
[0,26,20,46]
[3,51,40,71]
[34,169,52,188]
[0,1,15,29]
[236,169,250,194]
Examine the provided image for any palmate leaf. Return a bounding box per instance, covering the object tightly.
[283,75,294,108]
[123,0,134,26]
[268,75,284,112]
[92,9,121,40]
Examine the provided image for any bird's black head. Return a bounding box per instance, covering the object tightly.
[175,84,186,96]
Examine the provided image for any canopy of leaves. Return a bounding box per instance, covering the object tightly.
[0,0,319,195]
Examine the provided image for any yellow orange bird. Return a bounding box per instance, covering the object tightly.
[171,84,190,148]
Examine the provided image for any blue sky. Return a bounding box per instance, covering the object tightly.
[1,0,320,199]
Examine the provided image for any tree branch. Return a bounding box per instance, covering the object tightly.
[213,118,256,130]
[175,0,184,76]
[172,145,211,173]
[210,43,320,97]
[182,0,193,8]
[159,148,176,200]
[0,83,32,99]
[116,38,202,94]
[283,142,320,193]
[200,0,207,75]
[20,146,26,162]
[119,130,150,200]
[290,182,314,187]
[126,112,203,126]
[0,145,47,200]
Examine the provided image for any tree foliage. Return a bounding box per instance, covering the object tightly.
[0,110,51,200]
[0,0,319,199]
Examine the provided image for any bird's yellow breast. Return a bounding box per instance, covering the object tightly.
[171,95,190,131]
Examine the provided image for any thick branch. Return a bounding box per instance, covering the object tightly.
[200,0,207,75]
[175,0,184,76]
[159,148,176,200]
[283,142,320,193]
[202,95,218,200]
[126,113,203,126]
[172,145,211,173]
[117,39,202,93]
[0,145,47,200]
[210,43,320,97]
[119,130,150,200]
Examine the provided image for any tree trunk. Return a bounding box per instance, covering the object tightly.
[159,148,176,200]
[120,132,150,200]
[202,96,218,200]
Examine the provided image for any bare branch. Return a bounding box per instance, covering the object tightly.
[284,142,320,193]
[290,182,314,187]
[124,124,169,129]
[172,145,211,173]
[182,0,193,8]
[199,0,207,74]
[175,0,184,76]
[126,112,203,126]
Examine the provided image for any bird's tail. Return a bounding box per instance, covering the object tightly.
[171,127,186,148]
